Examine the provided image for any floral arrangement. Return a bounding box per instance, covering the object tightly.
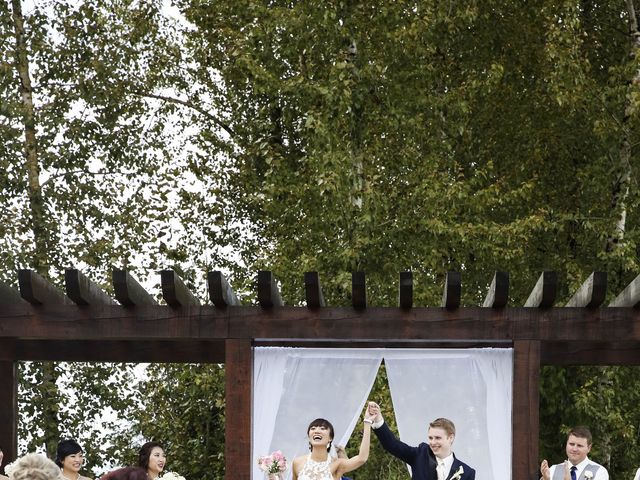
[161,472,186,480]
[450,465,464,480]
[4,460,16,478]
[584,472,593,480]
[257,450,288,476]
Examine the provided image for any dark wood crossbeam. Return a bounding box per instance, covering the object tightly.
[399,271,413,309]
[0,282,26,304]
[258,271,283,307]
[442,271,461,309]
[113,269,158,307]
[609,273,640,307]
[161,270,201,307]
[482,271,509,308]
[18,269,72,305]
[352,271,366,310]
[208,271,240,307]
[524,271,557,308]
[304,272,325,309]
[65,269,118,306]
[565,272,607,308]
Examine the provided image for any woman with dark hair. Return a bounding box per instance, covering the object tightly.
[100,467,148,480]
[55,439,92,480]
[137,442,166,480]
[291,411,374,480]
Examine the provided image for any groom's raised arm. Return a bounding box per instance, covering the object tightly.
[367,401,418,465]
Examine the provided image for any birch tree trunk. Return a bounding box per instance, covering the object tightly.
[10,0,61,458]
[606,0,640,252]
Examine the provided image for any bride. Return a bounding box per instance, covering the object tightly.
[292,410,374,480]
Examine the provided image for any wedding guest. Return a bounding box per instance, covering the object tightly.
[10,453,59,480]
[0,447,8,480]
[292,410,374,480]
[137,442,166,480]
[55,439,92,480]
[367,401,475,480]
[100,467,147,480]
[540,426,608,480]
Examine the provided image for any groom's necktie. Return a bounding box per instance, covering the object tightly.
[570,465,577,480]
[437,460,446,480]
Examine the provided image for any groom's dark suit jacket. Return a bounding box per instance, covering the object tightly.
[373,422,476,480]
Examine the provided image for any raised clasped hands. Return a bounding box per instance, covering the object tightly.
[366,401,383,424]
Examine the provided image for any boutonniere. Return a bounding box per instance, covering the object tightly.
[584,472,593,480]
[450,465,464,480]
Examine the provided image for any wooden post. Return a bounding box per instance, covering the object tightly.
[0,359,17,466]
[225,339,252,480]
[513,340,540,480]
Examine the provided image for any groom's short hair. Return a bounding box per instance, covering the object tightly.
[568,426,592,445]
[429,418,456,437]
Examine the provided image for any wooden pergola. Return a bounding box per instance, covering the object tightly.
[1,268,640,480]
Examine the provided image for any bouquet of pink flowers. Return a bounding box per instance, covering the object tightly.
[257,450,288,477]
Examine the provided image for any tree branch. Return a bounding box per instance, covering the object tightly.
[131,90,235,138]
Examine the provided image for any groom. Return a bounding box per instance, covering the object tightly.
[367,402,475,480]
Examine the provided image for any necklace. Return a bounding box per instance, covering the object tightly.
[60,470,79,480]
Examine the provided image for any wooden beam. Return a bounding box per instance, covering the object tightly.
[208,271,240,307]
[399,271,413,309]
[225,339,252,480]
[3,339,224,363]
[0,282,26,304]
[482,271,509,308]
[524,272,557,308]
[512,340,540,480]
[257,271,283,308]
[541,341,640,365]
[65,269,117,306]
[565,272,607,308]
[609,273,640,307]
[112,269,158,307]
[304,272,325,309]
[352,272,366,310]
[160,270,201,307]
[0,345,17,466]
[441,271,461,309]
[18,269,71,305]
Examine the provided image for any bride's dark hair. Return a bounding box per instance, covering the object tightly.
[307,418,334,452]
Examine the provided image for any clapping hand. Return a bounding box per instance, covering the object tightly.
[540,459,551,480]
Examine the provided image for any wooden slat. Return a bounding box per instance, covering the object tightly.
[512,340,540,480]
[112,269,158,307]
[565,272,607,308]
[257,271,283,308]
[524,271,557,308]
[160,270,201,307]
[0,282,26,304]
[352,271,366,310]
[399,271,413,309]
[441,271,461,309]
[304,272,325,309]
[482,271,509,308]
[609,273,640,307]
[65,269,117,306]
[18,269,71,305]
[225,339,252,480]
[208,271,240,307]
[0,347,17,466]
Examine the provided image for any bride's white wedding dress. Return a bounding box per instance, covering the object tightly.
[297,454,333,480]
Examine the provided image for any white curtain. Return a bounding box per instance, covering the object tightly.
[253,348,383,480]
[252,347,512,480]
[384,348,512,480]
